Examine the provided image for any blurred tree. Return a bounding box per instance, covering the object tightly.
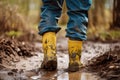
[94,0,106,27]
[37,0,42,23]
[88,0,107,28]
[0,0,30,16]
[112,0,120,28]
[19,0,30,16]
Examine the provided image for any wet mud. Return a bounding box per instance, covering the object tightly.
[87,45,120,80]
[0,38,36,67]
[0,38,120,80]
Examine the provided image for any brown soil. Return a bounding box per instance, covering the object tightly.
[87,45,120,80]
[0,38,36,66]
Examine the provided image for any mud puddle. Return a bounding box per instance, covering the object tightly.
[0,38,120,80]
[0,53,102,80]
[29,70,103,80]
[0,50,105,80]
[0,68,103,80]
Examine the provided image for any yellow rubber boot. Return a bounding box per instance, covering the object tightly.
[41,32,57,71]
[68,39,83,72]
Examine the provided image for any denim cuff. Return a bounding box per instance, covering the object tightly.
[38,26,61,35]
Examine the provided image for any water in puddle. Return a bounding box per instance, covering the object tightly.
[57,72,102,80]
[29,70,104,80]
[0,69,105,80]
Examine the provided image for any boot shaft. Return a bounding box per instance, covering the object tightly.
[68,39,83,72]
[68,39,82,61]
[42,32,56,57]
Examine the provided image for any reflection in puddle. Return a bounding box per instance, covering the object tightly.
[57,72,102,80]
[29,70,102,80]
[57,72,68,80]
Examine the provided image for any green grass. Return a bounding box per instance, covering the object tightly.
[6,31,23,38]
[87,29,120,41]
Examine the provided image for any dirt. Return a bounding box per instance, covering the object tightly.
[86,45,120,80]
[0,38,120,80]
[0,38,37,67]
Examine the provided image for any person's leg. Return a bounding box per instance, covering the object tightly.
[66,0,92,40]
[39,0,64,71]
[38,0,64,35]
[66,0,92,72]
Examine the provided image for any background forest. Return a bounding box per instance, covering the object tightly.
[0,0,120,42]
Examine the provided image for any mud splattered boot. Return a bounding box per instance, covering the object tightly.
[41,32,57,71]
[68,39,83,72]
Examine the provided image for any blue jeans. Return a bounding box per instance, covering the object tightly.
[38,0,92,41]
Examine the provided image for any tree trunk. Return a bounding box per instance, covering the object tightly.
[93,0,106,27]
[112,0,120,28]
[88,0,106,28]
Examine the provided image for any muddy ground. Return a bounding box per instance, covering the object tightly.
[0,38,38,66]
[0,38,120,80]
[86,44,120,80]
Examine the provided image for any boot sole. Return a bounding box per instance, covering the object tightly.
[68,62,82,72]
[41,60,57,71]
